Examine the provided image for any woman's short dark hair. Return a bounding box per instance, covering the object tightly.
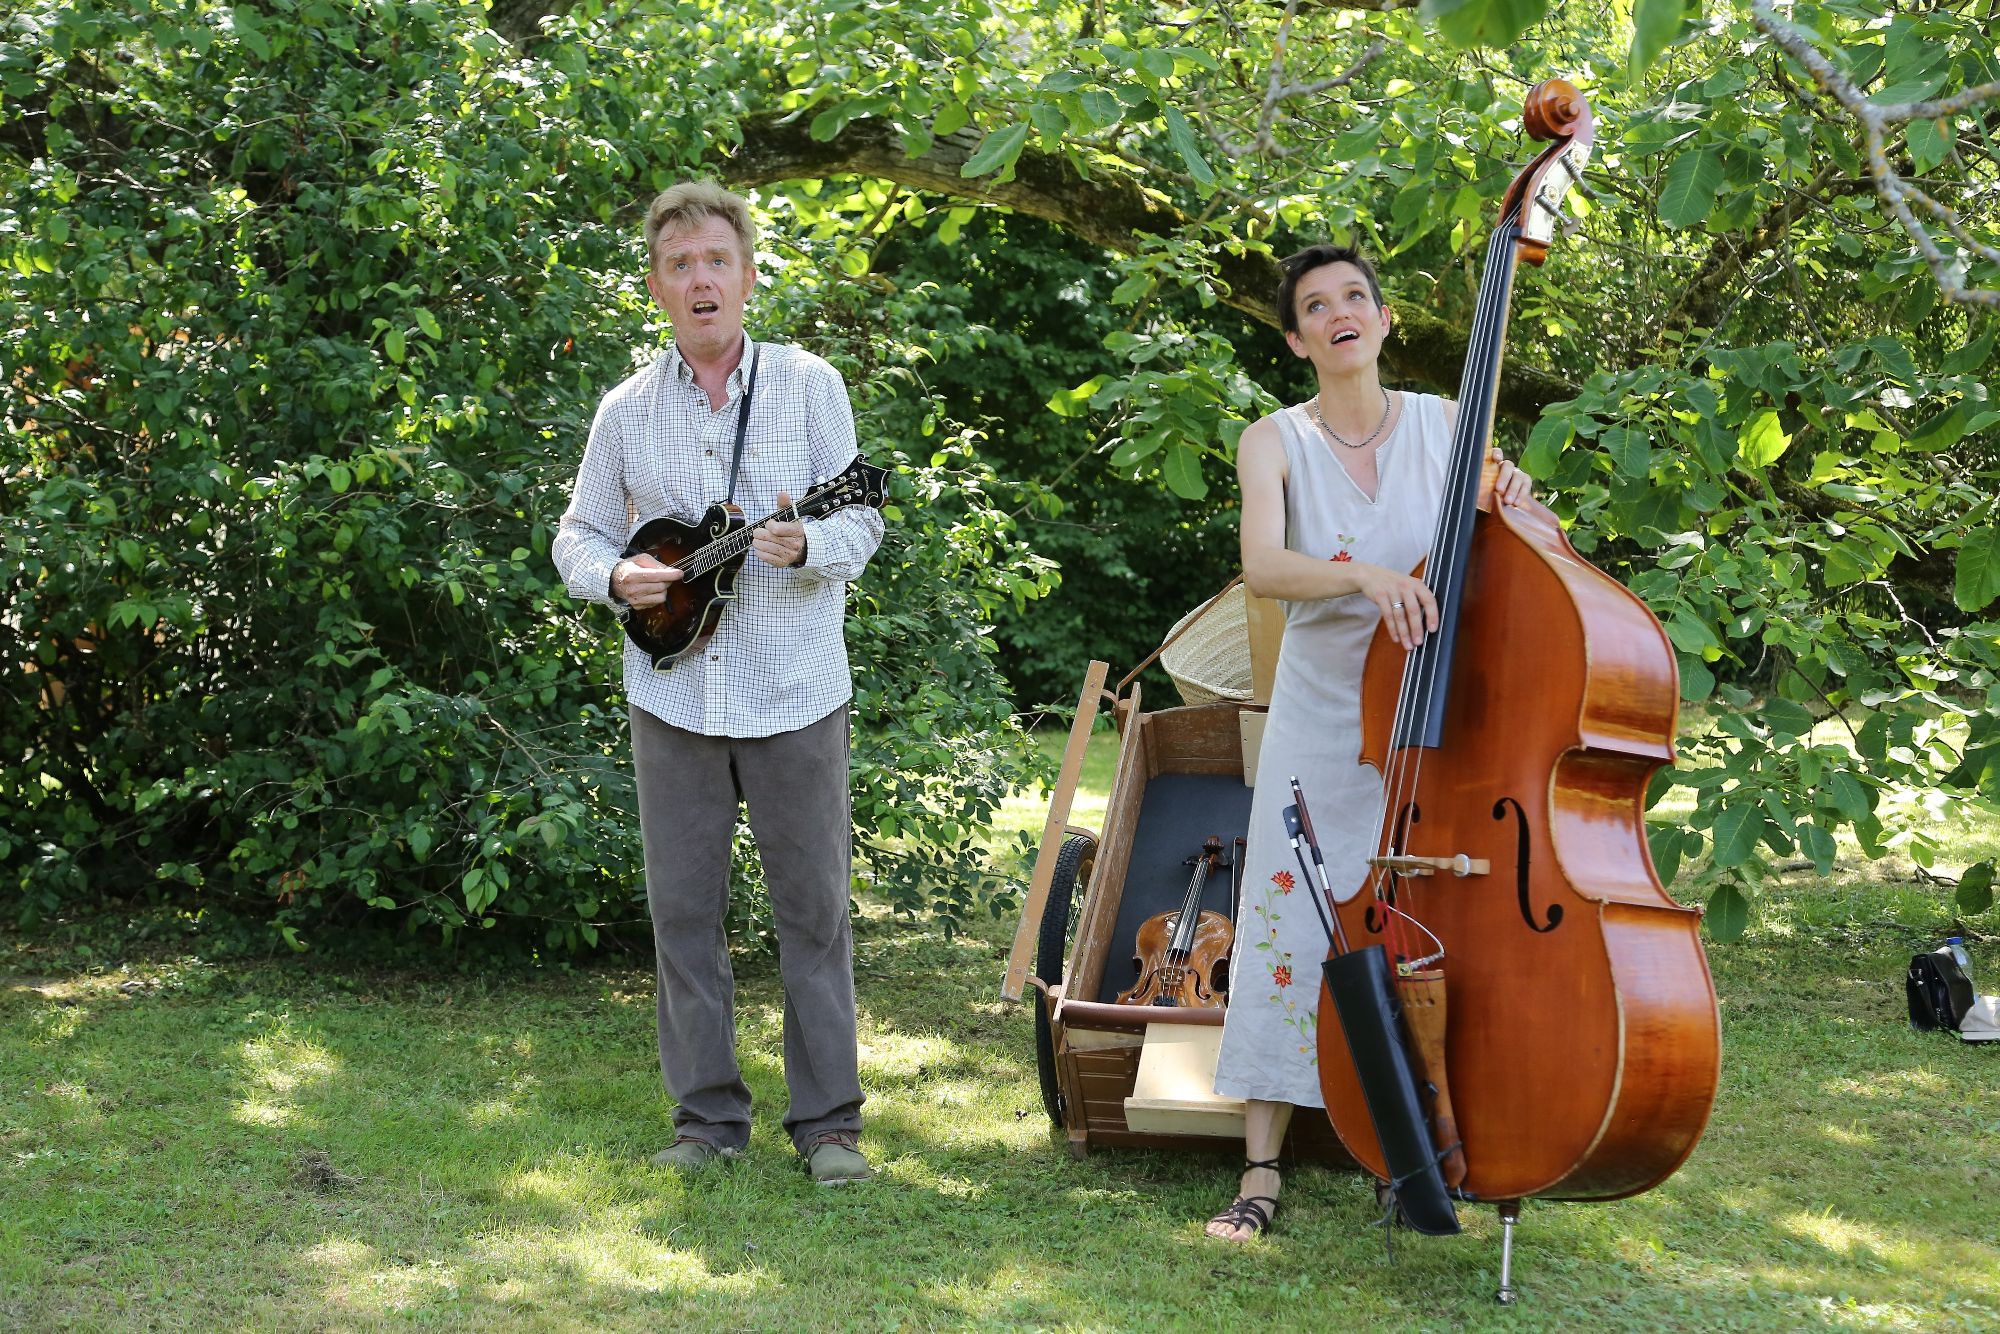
[1276,244,1384,335]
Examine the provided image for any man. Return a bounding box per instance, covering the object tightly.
[552,181,884,1185]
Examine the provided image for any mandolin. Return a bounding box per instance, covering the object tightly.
[1117,835,1235,1008]
[620,455,889,671]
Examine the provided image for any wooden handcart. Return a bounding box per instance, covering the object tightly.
[1001,585,1353,1166]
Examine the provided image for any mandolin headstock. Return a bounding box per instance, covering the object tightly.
[799,456,890,519]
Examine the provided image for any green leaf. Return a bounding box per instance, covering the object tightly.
[1958,860,1996,915]
[383,326,406,364]
[1603,426,1652,479]
[932,102,970,138]
[1523,413,1571,477]
[1705,884,1750,941]
[1955,524,2000,612]
[1628,0,1685,81]
[1828,770,1871,822]
[1163,107,1216,187]
[1799,822,1836,874]
[1079,89,1122,130]
[1046,376,1105,418]
[960,123,1032,178]
[1710,802,1762,869]
[1678,653,1714,702]
[1760,697,1815,739]
[1421,0,1551,50]
[1657,147,1723,229]
[1161,444,1208,500]
[414,307,442,340]
[1737,409,1791,467]
[1648,824,1685,885]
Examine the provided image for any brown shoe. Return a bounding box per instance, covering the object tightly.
[802,1130,873,1185]
[650,1135,739,1174]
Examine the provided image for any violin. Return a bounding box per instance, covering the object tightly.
[1117,836,1235,1008]
[1311,78,1720,1228]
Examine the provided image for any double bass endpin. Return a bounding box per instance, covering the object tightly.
[1496,1200,1522,1305]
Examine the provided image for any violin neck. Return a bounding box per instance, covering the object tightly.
[1169,860,1212,955]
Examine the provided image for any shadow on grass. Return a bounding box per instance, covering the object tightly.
[3,879,1997,1331]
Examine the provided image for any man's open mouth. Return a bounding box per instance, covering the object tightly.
[692,301,718,314]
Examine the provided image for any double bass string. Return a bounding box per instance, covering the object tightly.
[1371,221,1522,963]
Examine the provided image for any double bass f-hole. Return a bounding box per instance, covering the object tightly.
[1117,836,1236,1009]
[1493,797,1561,934]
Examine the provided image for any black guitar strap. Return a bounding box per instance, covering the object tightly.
[724,342,760,505]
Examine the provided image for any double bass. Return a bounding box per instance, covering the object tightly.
[1311,80,1721,1293]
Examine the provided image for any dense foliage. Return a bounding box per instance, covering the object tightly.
[1,0,1050,951]
[5,0,1997,946]
[675,0,2000,934]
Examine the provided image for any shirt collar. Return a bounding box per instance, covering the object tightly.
[664,332,755,392]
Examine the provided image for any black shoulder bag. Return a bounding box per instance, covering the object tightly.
[1906,947,1975,1030]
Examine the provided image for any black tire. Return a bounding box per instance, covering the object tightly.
[1033,833,1095,1129]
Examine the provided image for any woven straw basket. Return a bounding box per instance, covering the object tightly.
[1160,581,1255,706]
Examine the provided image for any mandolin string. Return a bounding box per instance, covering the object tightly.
[677,479,843,578]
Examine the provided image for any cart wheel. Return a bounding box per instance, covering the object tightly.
[1035,833,1096,1129]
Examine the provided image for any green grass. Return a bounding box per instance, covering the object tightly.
[4,755,1998,1331]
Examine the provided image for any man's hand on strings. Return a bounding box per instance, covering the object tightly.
[612,553,682,609]
[753,491,808,568]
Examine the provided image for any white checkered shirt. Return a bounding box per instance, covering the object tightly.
[552,335,884,738]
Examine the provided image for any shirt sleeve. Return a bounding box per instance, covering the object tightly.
[796,359,884,584]
[551,393,635,606]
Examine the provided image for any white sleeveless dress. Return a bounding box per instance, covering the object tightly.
[1213,393,1453,1107]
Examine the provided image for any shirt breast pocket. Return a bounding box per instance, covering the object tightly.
[746,429,814,494]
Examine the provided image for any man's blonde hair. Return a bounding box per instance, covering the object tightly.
[644,181,756,268]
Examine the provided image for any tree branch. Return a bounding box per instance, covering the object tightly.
[1749,0,2000,308]
[717,113,1574,420]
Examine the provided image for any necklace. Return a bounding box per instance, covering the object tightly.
[1310,388,1394,450]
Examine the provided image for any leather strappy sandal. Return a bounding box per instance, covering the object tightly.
[1206,1156,1282,1240]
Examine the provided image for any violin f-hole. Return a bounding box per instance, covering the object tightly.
[1493,796,1560,933]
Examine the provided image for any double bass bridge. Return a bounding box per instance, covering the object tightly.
[1369,853,1491,878]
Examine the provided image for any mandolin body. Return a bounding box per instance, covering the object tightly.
[621,505,748,671]
[613,455,889,672]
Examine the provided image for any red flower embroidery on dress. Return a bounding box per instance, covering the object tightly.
[1273,964,1294,988]
[1270,870,1295,894]
[1329,551,1353,562]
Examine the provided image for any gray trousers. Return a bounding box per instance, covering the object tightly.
[630,703,863,1153]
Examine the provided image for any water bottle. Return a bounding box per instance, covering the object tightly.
[1945,936,1973,972]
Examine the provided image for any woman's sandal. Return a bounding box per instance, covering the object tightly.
[1206,1156,1282,1240]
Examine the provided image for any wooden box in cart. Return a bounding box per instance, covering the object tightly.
[1000,590,1353,1167]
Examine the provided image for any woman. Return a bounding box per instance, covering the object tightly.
[1205,245,1532,1241]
